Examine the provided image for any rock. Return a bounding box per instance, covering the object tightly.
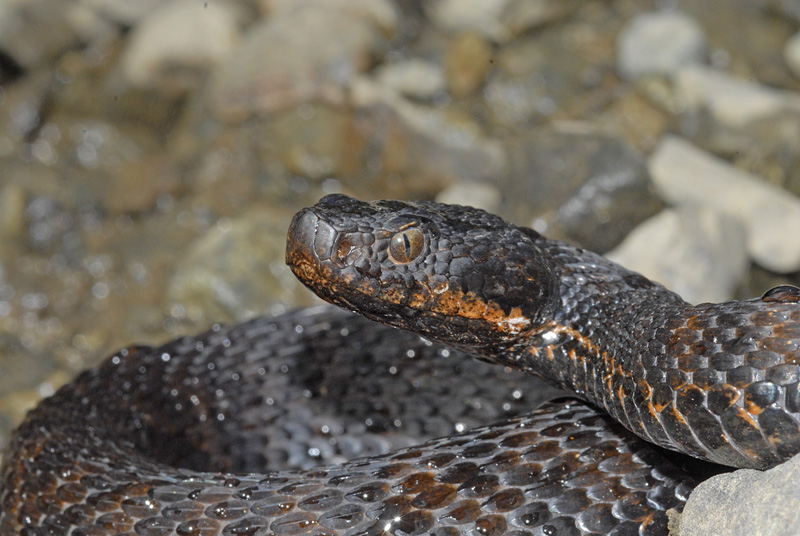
[350,77,507,188]
[675,453,800,536]
[436,182,502,214]
[121,0,240,91]
[785,31,800,80]
[444,32,493,97]
[673,65,800,128]
[606,207,747,305]
[505,127,663,253]
[649,135,800,273]
[617,11,707,80]
[424,0,576,43]
[375,59,445,100]
[209,2,395,120]
[164,207,313,324]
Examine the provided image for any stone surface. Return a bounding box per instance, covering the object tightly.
[165,207,313,325]
[673,65,800,128]
[617,11,707,80]
[505,128,663,253]
[649,135,800,273]
[121,0,240,90]
[209,2,394,120]
[606,207,747,305]
[675,453,800,536]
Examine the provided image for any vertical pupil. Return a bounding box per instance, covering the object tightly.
[403,233,411,251]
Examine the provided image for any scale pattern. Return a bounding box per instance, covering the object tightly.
[0,307,700,535]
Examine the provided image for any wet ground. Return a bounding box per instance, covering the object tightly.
[1,0,800,468]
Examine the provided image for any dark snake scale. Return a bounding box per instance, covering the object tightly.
[3,195,800,535]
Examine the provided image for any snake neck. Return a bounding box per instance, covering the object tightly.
[493,237,688,405]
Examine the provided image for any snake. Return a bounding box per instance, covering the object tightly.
[2,195,800,535]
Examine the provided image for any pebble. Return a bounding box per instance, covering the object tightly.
[606,207,747,304]
[649,135,800,273]
[209,2,394,120]
[673,65,800,128]
[617,11,707,80]
[121,0,240,90]
[375,59,446,100]
[675,453,800,536]
[785,31,800,79]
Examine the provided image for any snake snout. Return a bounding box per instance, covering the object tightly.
[286,209,337,268]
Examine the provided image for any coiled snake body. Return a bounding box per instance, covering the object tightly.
[3,195,800,535]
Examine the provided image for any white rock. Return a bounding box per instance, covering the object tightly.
[606,207,747,304]
[122,0,240,90]
[649,135,800,273]
[784,31,800,80]
[375,59,446,99]
[617,11,707,80]
[674,65,800,127]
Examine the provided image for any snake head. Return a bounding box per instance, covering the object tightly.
[286,195,558,352]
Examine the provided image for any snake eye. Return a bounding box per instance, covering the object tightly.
[389,227,424,264]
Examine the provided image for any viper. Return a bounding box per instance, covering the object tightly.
[1,194,798,535]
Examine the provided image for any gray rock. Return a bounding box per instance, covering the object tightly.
[505,127,663,253]
[675,453,800,536]
[165,207,313,324]
[209,2,395,120]
[606,207,747,305]
[617,11,707,81]
[673,65,800,128]
[649,136,800,273]
[785,31,800,80]
[121,0,240,90]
